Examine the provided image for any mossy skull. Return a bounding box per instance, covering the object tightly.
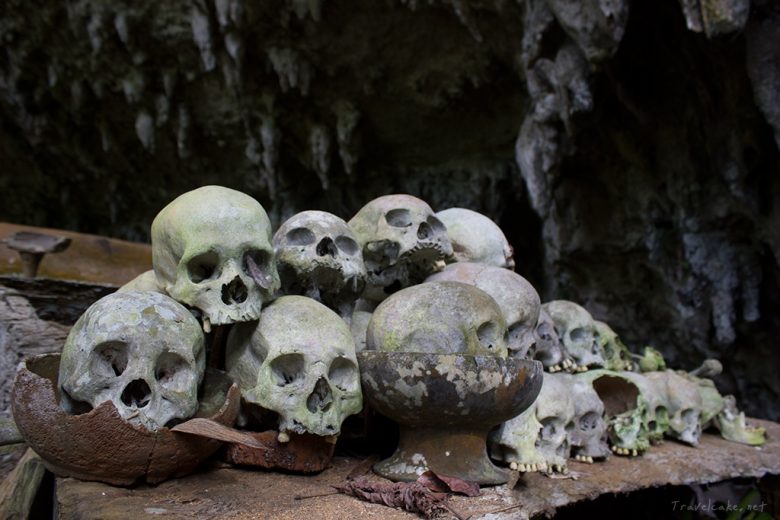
[152,186,279,327]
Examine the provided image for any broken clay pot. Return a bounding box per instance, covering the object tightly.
[358,351,543,485]
[225,431,336,473]
[12,354,240,486]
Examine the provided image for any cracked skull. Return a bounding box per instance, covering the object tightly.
[435,207,515,269]
[58,291,205,431]
[152,185,279,328]
[367,281,508,357]
[348,194,452,302]
[543,301,604,371]
[226,296,362,437]
[426,263,539,357]
[273,210,366,318]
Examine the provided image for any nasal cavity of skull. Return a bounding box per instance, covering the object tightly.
[538,418,560,444]
[90,341,128,378]
[155,352,187,388]
[385,208,412,228]
[316,237,338,257]
[579,412,600,431]
[307,376,333,413]
[477,321,499,350]
[328,356,357,392]
[187,251,219,283]
[335,235,359,255]
[592,376,639,417]
[222,276,248,304]
[270,353,305,386]
[121,379,151,408]
[286,227,316,246]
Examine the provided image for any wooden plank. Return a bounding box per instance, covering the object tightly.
[0,448,47,520]
[55,419,780,520]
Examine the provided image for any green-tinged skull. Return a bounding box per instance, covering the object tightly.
[593,321,635,372]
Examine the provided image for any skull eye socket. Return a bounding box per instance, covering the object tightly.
[286,227,316,246]
[155,352,190,390]
[477,321,500,350]
[385,209,412,228]
[270,353,305,386]
[90,341,128,378]
[328,356,358,392]
[335,235,359,255]
[187,251,219,283]
[579,411,600,431]
[655,406,669,422]
[426,216,446,234]
[570,327,590,344]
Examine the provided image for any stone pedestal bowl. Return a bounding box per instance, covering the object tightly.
[358,351,543,484]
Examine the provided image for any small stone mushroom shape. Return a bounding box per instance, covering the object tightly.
[273,210,366,319]
[151,185,279,329]
[348,194,452,303]
[435,207,515,269]
[366,281,509,357]
[58,291,206,431]
[226,296,363,439]
[426,262,539,357]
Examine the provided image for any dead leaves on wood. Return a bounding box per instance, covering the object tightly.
[334,467,479,519]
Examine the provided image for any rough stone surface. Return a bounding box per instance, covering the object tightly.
[55,419,780,519]
[0,0,778,419]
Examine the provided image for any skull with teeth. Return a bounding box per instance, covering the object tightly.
[435,208,515,269]
[569,374,610,461]
[542,301,604,371]
[151,185,279,329]
[532,308,573,372]
[58,291,205,431]
[366,281,508,357]
[490,372,575,474]
[425,263,540,357]
[225,296,363,438]
[581,370,650,456]
[646,370,703,446]
[593,321,635,372]
[273,210,366,319]
[348,194,452,303]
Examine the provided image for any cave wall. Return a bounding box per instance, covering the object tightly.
[0,0,778,418]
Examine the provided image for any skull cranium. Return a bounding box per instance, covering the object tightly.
[435,207,515,269]
[59,291,205,431]
[543,301,604,372]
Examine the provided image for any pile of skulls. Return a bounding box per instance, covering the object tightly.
[11,185,765,486]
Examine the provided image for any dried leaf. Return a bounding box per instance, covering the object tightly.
[171,418,268,450]
[334,475,453,519]
[418,470,481,497]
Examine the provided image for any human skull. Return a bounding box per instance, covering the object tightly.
[435,208,515,269]
[59,291,205,431]
[531,308,573,372]
[152,186,279,328]
[569,374,609,462]
[593,321,635,372]
[646,370,703,446]
[491,372,575,473]
[620,371,670,444]
[225,296,362,437]
[348,194,452,302]
[543,301,604,372]
[426,263,539,357]
[273,210,366,319]
[367,281,508,357]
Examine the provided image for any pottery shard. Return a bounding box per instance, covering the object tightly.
[11,354,240,486]
[225,431,336,473]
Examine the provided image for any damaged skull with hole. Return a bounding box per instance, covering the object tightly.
[226,296,363,441]
[490,372,575,474]
[58,291,205,431]
[543,301,605,372]
[435,207,515,269]
[151,185,279,331]
[532,308,574,373]
[348,194,452,304]
[273,210,366,320]
[366,281,509,357]
[425,263,540,358]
